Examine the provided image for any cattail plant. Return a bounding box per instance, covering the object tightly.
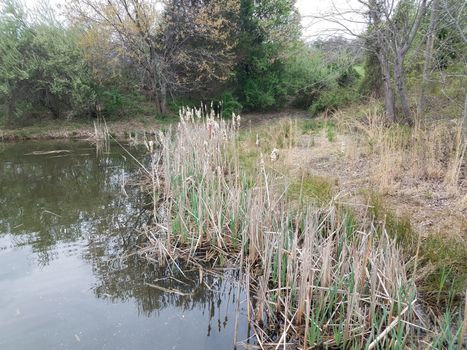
[139,107,461,349]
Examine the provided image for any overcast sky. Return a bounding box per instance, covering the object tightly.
[23,0,367,39]
[296,0,367,39]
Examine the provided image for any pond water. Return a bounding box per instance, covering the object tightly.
[0,141,251,350]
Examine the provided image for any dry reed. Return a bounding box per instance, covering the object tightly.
[344,108,466,194]
[139,107,464,349]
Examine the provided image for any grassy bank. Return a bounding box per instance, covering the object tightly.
[138,107,467,349]
[0,110,306,141]
[0,115,177,142]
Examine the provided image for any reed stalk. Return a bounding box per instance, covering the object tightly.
[139,107,463,349]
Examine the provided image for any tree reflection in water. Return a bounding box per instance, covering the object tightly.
[0,141,251,345]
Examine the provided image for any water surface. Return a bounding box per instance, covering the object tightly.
[0,141,250,350]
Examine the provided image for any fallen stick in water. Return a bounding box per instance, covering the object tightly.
[25,150,72,155]
[145,282,192,296]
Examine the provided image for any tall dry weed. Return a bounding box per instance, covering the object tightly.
[351,109,465,193]
[136,107,450,348]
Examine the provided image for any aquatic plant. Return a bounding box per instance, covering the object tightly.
[139,107,466,349]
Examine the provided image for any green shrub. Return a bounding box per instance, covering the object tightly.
[241,73,281,110]
[168,97,198,114]
[219,92,242,117]
[287,174,334,206]
[420,235,467,298]
[309,87,358,116]
[301,119,326,133]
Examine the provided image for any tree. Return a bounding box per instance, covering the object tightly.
[366,0,428,123]
[0,0,94,124]
[29,25,95,119]
[235,0,302,110]
[417,0,439,115]
[160,0,239,99]
[67,0,169,114]
[306,0,428,124]
[418,0,466,111]
[68,0,239,115]
[0,0,29,125]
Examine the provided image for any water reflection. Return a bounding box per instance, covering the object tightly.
[0,141,140,265]
[0,141,250,350]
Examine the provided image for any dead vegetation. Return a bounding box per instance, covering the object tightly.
[137,107,467,349]
[263,103,466,243]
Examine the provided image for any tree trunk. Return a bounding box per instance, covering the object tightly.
[417,0,439,116]
[153,87,162,115]
[394,55,412,124]
[149,46,168,116]
[6,94,17,126]
[379,53,396,122]
[463,93,467,142]
[160,81,168,115]
[153,87,168,116]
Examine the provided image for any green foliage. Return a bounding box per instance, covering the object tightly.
[236,45,286,110]
[219,92,242,117]
[284,48,330,109]
[287,174,334,206]
[30,24,96,118]
[290,49,362,116]
[420,235,467,298]
[236,30,362,114]
[359,51,382,98]
[98,88,155,120]
[309,87,359,116]
[0,0,95,125]
[235,0,301,111]
[0,0,365,125]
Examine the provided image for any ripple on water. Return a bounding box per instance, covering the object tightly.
[0,141,251,350]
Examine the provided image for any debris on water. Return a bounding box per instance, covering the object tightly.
[42,210,62,217]
[24,150,72,156]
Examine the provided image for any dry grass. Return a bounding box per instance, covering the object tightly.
[341,107,466,195]
[280,104,466,241]
[138,107,466,349]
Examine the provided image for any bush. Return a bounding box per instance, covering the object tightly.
[168,97,198,114]
[0,5,95,124]
[309,87,358,116]
[97,88,152,120]
[240,66,282,110]
[220,92,242,117]
[285,48,330,109]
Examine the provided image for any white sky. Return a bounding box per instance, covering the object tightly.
[23,0,368,40]
[296,0,367,40]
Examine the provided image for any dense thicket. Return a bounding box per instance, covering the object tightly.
[0,0,465,125]
[0,0,95,125]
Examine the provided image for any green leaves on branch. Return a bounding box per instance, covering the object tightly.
[0,0,94,125]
